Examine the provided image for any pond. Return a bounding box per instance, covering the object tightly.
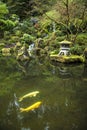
[0,56,87,130]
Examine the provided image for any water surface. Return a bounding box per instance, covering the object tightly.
[0,57,87,130]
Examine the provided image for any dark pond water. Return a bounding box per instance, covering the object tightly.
[0,56,87,130]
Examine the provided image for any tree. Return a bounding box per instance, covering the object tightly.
[52,0,87,41]
[2,0,53,19]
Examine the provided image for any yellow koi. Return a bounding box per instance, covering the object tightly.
[19,91,39,102]
[20,101,42,112]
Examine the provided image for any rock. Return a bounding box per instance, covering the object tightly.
[1,48,11,56]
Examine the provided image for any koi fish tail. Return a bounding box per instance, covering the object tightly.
[19,98,23,102]
[20,108,25,112]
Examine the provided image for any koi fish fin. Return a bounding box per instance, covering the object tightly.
[33,94,36,97]
[19,98,23,102]
[20,108,24,112]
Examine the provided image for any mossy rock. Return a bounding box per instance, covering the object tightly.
[50,54,85,63]
[1,48,11,56]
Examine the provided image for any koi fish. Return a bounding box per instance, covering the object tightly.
[20,101,42,112]
[19,91,39,102]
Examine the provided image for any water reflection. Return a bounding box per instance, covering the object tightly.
[82,64,87,81]
[44,122,50,130]
[21,127,31,130]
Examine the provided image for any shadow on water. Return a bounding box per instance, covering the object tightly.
[0,56,87,130]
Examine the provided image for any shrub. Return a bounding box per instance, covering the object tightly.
[70,45,85,55]
[76,33,87,46]
[21,33,35,44]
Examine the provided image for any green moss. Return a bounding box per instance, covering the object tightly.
[64,55,85,63]
[50,54,85,63]
[50,50,59,55]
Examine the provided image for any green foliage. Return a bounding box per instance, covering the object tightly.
[50,49,59,55]
[5,0,53,19]
[14,30,22,36]
[5,19,15,30]
[8,35,19,43]
[0,0,87,56]
[0,3,18,38]
[21,33,35,44]
[13,19,36,36]
[70,45,85,55]
[46,10,60,21]
[10,14,19,21]
[0,18,16,36]
[0,18,6,29]
[0,2,9,18]
[76,33,87,46]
